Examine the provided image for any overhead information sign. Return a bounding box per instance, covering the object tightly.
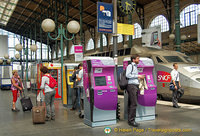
[97,2,113,33]
[117,23,134,35]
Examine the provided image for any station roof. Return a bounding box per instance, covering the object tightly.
[0,0,154,38]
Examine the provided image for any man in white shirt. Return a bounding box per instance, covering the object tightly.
[170,63,184,108]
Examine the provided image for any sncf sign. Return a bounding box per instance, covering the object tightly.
[157,71,171,82]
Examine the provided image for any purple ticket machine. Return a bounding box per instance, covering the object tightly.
[83,57,118,127]
[123,57,157,121]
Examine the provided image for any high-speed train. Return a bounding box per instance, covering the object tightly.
[85,46,200,103]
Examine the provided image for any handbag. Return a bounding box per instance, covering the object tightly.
[169,73,178,91]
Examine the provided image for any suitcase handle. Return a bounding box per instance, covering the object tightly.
[32,88,42,106]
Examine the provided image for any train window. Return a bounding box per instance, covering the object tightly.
[183,56,194,63]
[156,56,164,63]
[164,56,184,62]
[125,48,131,55]
[196,78,200,82]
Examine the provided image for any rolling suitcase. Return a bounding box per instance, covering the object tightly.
[20,90,33,112]
[32,89,45,124]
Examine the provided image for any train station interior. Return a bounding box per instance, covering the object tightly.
[0,0,200,136]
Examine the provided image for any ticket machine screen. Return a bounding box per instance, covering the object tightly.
[95,76,107,86]
[69,76,73,82]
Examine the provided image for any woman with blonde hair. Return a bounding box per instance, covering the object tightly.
[11,70,23,112]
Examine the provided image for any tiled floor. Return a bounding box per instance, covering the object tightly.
[0,89,199,136]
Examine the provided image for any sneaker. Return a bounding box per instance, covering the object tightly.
[11,108,17,112]
[15,108,20,112]
[79,113,84,118]
[51,116,55,120]
[70,108,75,111]
[173,105,181,108]
[128,121,140,127]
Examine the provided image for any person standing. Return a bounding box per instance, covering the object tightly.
[170,63,184,108]
[40,66,56,121]
[11,70,23,112]
[126,54,145,127]
[76,63,84,118]
[70,66,79,110]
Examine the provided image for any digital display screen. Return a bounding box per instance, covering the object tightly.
[69,76,73,82]
[94,76,107,86]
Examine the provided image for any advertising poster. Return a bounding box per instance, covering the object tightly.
[97,2,113,33]
[74,45,83,62]
[142,26,162,49]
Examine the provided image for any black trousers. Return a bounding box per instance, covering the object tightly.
[172,81,184,107]
[72,88,78,109]
[127,84,139,123]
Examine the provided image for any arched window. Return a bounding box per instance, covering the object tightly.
[180,4,200,28]
[133,23,142,39]
[53,51,56,59]
[149,15,169,32]
[110,34,123,45]
[58,49,61,57]
[70,45,75,54]
[86,38,94,50]
[97,34,107,48]
[63,48,66,56]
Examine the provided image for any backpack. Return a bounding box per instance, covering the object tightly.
[118,65,133,90]
[44,75,57,88]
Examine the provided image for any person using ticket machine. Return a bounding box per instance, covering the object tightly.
[126,54,145,127]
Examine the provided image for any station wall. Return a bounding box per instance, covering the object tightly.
[53,0,200,63]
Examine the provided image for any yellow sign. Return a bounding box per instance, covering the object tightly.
[117,23,134,35]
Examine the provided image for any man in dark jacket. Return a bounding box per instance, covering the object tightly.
[70,66,79,110]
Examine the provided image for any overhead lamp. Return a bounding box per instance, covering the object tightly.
[30,44,37,52]
[15,44,23,51]
[15,53,20,59]
[0,59,3,64]
[41,19,56,32]
[169,34,175,40]
[181,35,187,41]
[4,54,9,59]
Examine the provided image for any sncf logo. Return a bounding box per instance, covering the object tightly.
[100,6,111,17]
[157,71,171,82]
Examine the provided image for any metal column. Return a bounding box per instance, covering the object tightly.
[112,0,118,58]
[20,35,23,78]
[65,1,69,58]
[80,0,84,52]
[55,0,58,59]
[128,14,133,48]
[100,33,103,52]
[34,24,37,61]
[40,8,43,62]
[26,37,29,82]
[175,0,181,52]
[30,30,32,61]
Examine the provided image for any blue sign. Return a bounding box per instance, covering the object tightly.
[97,2,113,33]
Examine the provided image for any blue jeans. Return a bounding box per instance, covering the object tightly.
[77,87,84,115]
